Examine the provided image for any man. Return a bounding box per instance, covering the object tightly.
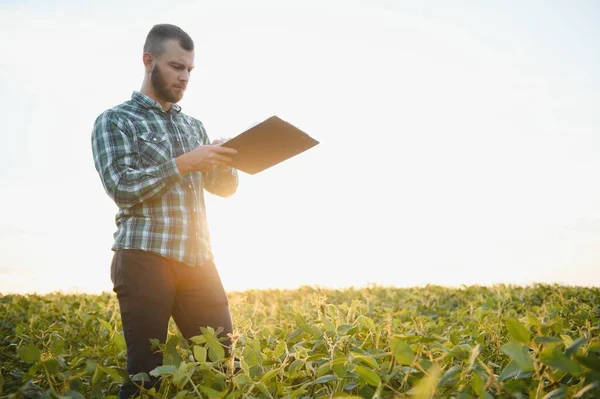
[91,24,239,399]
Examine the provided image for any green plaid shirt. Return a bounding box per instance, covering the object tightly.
[91,91,238,267]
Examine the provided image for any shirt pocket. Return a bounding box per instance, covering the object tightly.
[136,129,171,166]
[188,134,203,151]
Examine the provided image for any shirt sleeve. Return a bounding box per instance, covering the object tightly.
[91,111,183,209]
[203,167,239,197]
[196,119,239,197]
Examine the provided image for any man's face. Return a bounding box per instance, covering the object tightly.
[150,39,194,104]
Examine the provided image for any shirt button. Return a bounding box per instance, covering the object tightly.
[188,184,192,189]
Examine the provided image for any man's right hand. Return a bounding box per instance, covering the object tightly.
[175,145,238,175]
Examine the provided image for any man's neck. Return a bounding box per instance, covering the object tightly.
[140,85,171,112]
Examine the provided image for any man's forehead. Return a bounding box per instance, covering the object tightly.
[160,40,194,65]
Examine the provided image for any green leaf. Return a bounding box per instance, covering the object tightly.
[43,358,60,374]
[449,344,473,360]
[503,379,527,391]
[288,359,304,373]
[357,315,376,331]
[193,345,207,363]
[499,360,519,381]
[525,315,541,326]
[322,319,336,332]
[84,360,97,374]
[172,391,190,399]
[310,325,323,339]
[439,365,461,386]
[337,324,355,335]
[332,357,347,379]
[351,353,379,369]
[540,348,582,374]
[589,342,600,353]
[149,365,177,377]
[561,334,574,348]
[200,385,224,398]
[409,365,441,399]
[99,319,113,333]
[471,372,483,396]
[272,341,287,358]
[256,381,271,397]
[233,373,252,386]
[131,372,151,383]
[506,318,530,344]
[18,345,41,363]
[390,338,415,365]
[112,334,126,351]
[355,365,381,387]
[240,357,250,376]
[316,362,331,377]
[565,337,587,357]
[189,335,207,344]
[164,336,182,367]
[206,335,225,362]
[92,367,105,385]
[500,343,534,371]
[499,360,534,381]
[295,313,308,330]
[49,339,64,355]
[261,369,279,382]
[575,354,600,371]
[310,374,337,385]
[101,366,124,383]
[242,345,260,367]
[115,368,129,382]
[173,362,189,389]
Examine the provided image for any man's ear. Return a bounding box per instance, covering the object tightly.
[142,53,154,72]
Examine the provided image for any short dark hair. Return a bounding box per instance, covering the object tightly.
[143,24,194,57]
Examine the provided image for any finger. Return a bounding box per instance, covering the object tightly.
[211,154,234,165]
[209,160,233,170]
[212,146,238,155]
[214,161,232,169]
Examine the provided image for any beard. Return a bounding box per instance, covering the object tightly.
[150,63,182,104]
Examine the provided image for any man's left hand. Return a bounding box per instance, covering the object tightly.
[210,138,234,170]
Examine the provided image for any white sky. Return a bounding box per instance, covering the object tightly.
[1,0,599,294]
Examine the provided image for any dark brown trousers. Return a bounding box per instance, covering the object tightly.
[110,249,233,399]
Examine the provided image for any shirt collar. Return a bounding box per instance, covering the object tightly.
[131,91,182,116]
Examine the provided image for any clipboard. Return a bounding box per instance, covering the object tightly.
[220,115,319,175]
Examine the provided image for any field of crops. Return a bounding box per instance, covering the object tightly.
[1,284,599,398]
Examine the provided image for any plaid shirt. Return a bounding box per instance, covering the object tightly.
[91,91,238,267]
